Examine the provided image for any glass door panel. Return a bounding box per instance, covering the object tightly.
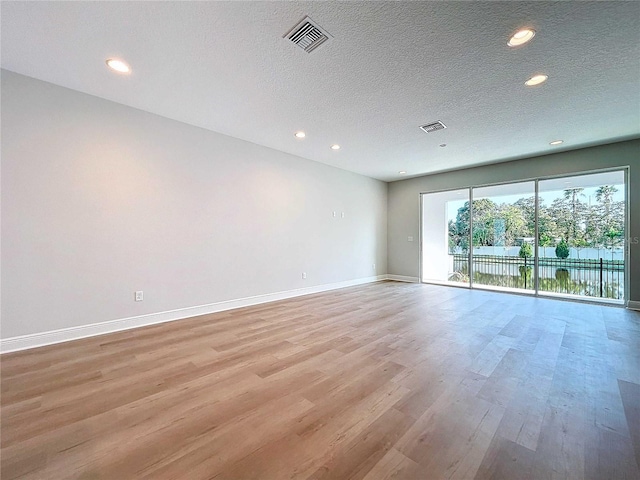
[421,189,470,285]
[538,171,625,301]
[471,182,536,293]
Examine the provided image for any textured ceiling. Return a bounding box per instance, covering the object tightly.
[2,1,639,182]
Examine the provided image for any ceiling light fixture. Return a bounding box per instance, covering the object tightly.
[549,140,563,145]
[330,144,341,150]
[399,171,406,175]
[294,131,306,138]
[106,58,131,74]
[525,74,548,86]
[508,28,536,47]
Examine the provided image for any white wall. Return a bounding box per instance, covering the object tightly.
[421,197,449,281]
[421,189,466,281]
[387,139,640,305]
[0,71,388,341]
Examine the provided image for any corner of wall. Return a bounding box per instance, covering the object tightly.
[627,300,640,311]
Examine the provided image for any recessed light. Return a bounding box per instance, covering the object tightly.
[439,144,447,148]
[508,28,536,47]
[294,131,306,138]
[525,74,548,86]
[106,58,131,74]
[330,144,340,150]
[399,171,406,175]
[549,140,563,145]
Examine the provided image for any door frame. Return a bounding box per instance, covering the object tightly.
[419,166,630,305]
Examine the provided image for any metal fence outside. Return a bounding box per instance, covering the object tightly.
[452,254,624,300]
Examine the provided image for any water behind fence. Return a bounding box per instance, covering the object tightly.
[452,254,624,300]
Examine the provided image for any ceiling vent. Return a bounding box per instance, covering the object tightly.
[419,121,447,133]
[284,16,331,53]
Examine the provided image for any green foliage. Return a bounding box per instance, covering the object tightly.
[555,240,570,259]
[447,183,624,252]
[604,227,621,241]
[518,243,533,258]
[596,185,618,216]
[448,235,456,254]
[514,196,536,234]
[604,228,622,252]
[538,232,554,247]
[555,268,570,284]
[470,198,499,247]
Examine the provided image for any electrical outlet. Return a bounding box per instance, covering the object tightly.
[341,212,345,218]
[408,236,414,242]
[373,263,376,270]
[135,291,143,302]
[302,272,307,279]
[332,211,336,217]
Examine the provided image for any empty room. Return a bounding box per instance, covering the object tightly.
[1,2,639,479]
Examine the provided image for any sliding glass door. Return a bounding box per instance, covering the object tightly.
[420,169,627,303]
[471,181,536,293]
[537,171,626,301]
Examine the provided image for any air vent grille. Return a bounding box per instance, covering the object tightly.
[419,121,447,133]
[285,16,331,53]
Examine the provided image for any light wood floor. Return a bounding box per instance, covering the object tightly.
[2,281,639,479]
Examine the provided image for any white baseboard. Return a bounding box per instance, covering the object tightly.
[0,275,387,354]
[627,300,640,311]
[386,274,420,283]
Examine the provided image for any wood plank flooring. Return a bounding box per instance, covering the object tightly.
[1,281,639,479]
